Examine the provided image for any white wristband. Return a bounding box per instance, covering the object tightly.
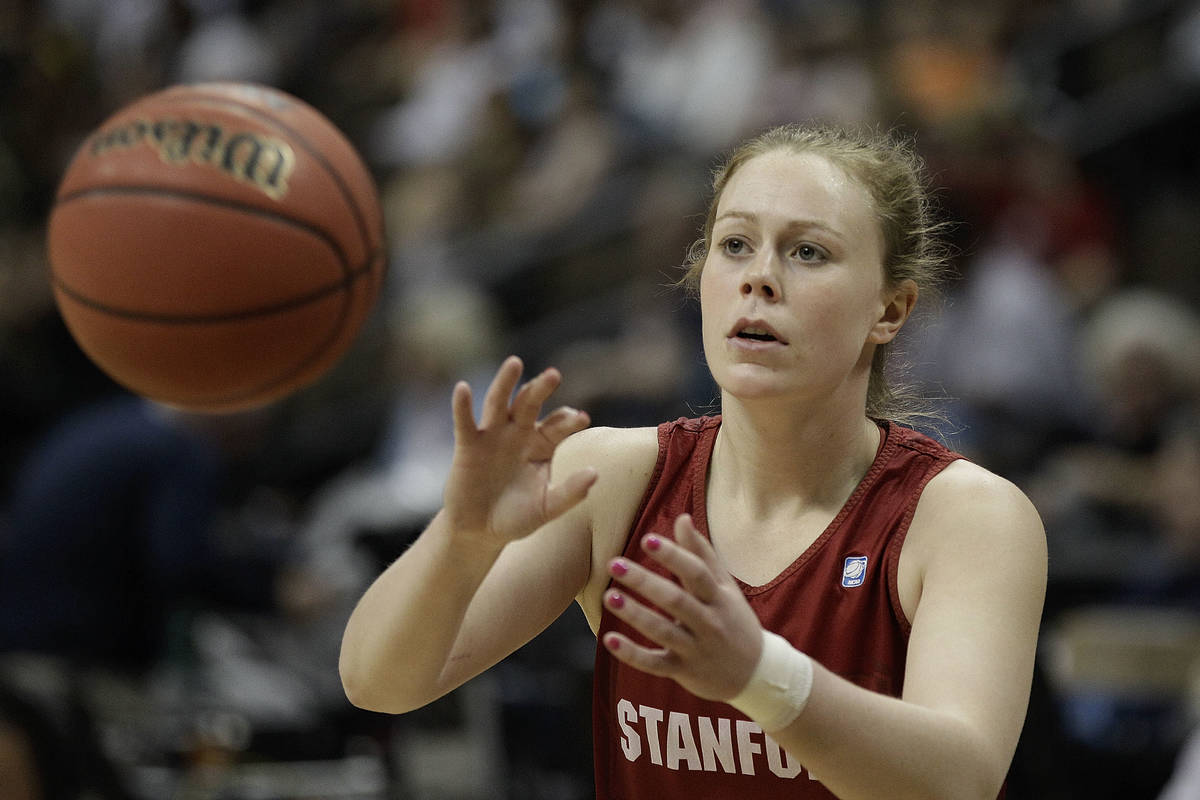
[728,630,814,732]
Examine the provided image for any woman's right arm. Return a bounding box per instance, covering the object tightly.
[338,356,600,713]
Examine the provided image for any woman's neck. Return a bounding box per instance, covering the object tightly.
[711,395,881,516]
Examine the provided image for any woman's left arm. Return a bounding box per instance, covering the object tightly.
[601,462,1047,800]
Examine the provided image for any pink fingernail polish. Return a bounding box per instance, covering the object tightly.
[609,559,628,577]
[605,635,621,651]
[644,535,662,551]
[607,592,625,610]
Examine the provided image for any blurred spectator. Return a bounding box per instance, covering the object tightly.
[0,227,117,491]
[173,8,282,86]
[1124,412,1200,609]
[1080,289,1200,455]
[497,79,621,236]
[602,0,775,155]
[0,393,354,796]
[1030,288,1200,577]
[367,1,501,169]
[377,281,506,513]
[913,232,1086,478]
[0,394,295,673]
[298,282,506,583]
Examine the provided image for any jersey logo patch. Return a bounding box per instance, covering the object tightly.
[841,555,868,588]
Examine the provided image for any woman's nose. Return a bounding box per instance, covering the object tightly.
[741,260,781,301]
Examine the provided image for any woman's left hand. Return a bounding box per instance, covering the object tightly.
[601,513,764,701]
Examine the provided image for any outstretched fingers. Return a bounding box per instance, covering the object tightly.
[479,355,525,429]
[451,380,477,442]
[512,366,563,428]
[475,355,569,432]
[452,356,593,462]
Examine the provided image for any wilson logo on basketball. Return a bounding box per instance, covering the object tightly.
[88,118,296,200]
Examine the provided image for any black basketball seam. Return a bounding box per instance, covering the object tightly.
[51,184,373,323]
[172,88,387,310]
[159,87,379,278]
[201,285,356,408]
[52,267,365,324]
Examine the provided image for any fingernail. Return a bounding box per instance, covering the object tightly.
[605,634,621,651]
[606,592,625,610]
[609,559,628,577]
[644,535,661,552]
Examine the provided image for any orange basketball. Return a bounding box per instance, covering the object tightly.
[47,82,386,412]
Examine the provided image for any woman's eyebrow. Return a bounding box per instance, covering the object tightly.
[714,210,846,243]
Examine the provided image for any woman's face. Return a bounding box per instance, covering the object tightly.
[699,149,904,405]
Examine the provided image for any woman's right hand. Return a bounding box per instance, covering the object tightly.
[442,355,597,549]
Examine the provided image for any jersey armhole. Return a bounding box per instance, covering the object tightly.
[885,454,964,636]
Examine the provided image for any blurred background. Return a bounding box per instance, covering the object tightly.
[1,0,1199,798]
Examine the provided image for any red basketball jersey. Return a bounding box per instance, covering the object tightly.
[592,416,965,799]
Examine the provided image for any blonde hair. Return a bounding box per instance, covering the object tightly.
[681,123,953,424]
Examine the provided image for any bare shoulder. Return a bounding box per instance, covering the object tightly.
[918,459,1044,534]
[906,458,1047,579]
[553,425,661,629]
[897,459,1046,621]
[552,423,661,479]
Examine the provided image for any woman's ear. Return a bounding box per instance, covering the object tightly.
[868,279,918,344]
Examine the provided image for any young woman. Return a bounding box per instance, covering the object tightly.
[339,124,1047,800]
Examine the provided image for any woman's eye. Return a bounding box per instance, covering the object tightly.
[720,237,747,256]
[792,243,827,262]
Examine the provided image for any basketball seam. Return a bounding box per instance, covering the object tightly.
[51,185,373,323]
[204,290,354,407]
[52,270,364,324]
[177,89,386,313]
[161,88,378,274]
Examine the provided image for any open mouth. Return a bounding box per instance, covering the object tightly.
[737,327,778,342]
[730,320,787,345]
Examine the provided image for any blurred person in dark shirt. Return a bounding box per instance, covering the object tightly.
[1027,288,1200,592]
[0,394,287,674]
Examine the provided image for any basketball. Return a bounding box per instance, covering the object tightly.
[46,82,386,412]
